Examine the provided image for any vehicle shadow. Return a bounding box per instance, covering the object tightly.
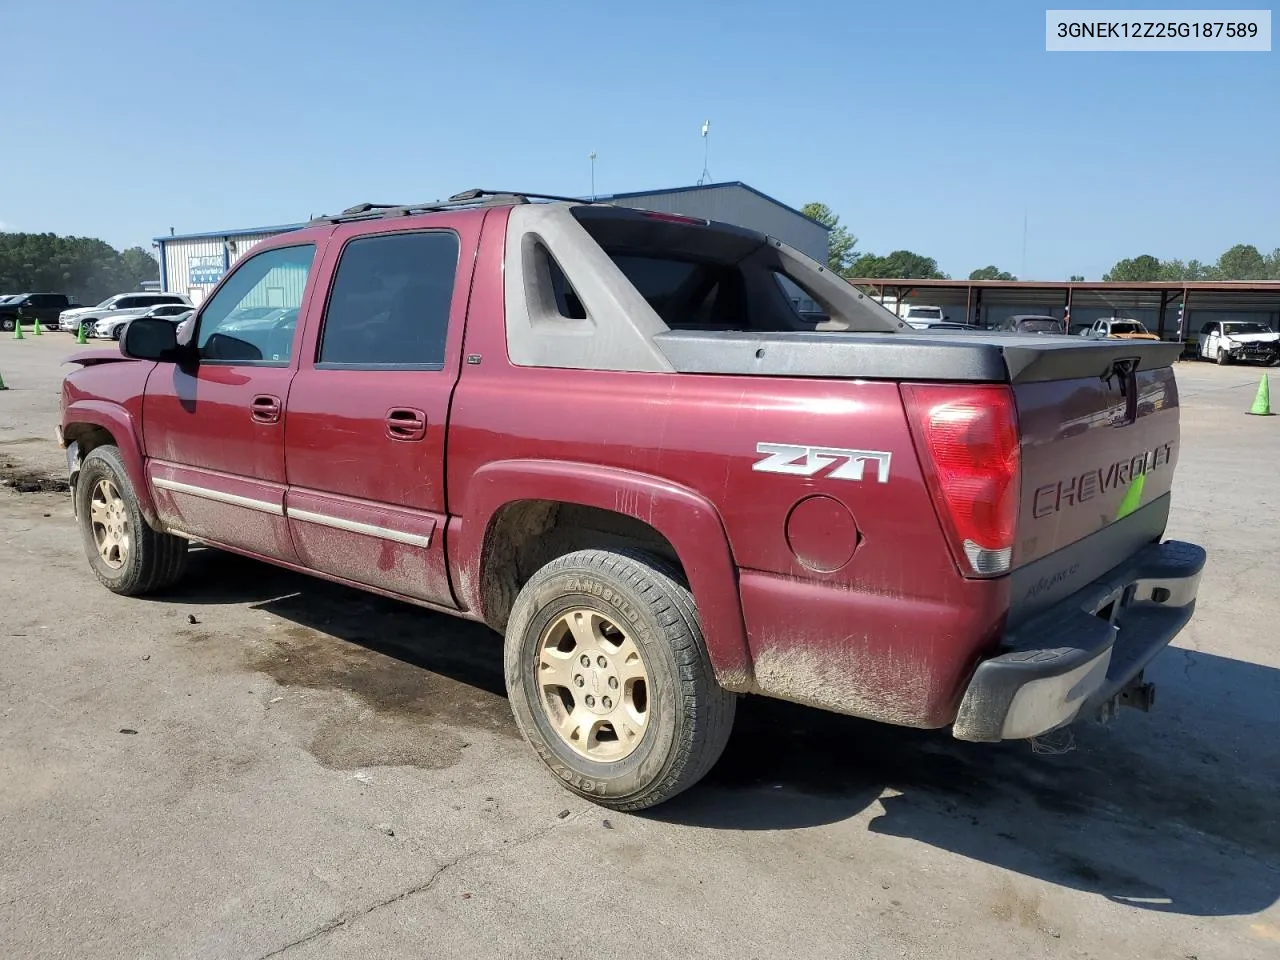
[653,650,1280,918]
[155,548,1279,918]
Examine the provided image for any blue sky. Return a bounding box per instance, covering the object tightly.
[1,0,1276,279]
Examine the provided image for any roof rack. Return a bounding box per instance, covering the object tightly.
[309,189,604,225]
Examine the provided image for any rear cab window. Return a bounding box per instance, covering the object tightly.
[316,231,459,369]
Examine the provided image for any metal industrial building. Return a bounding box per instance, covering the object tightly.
[155,182,830,305]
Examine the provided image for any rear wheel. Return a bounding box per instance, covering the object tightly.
[76,446,188,595]
[504,548,736,811]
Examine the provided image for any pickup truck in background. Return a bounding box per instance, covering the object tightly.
[1084,317,1162,341]
[0,293,80,331]
[57,191,1206,810]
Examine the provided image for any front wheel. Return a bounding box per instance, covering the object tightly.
[504,548,736,811]
[0,317,13,332]
[76,446,188,595]
[1216,348,1230,366]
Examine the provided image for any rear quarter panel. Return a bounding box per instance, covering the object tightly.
[449,247,1007,725]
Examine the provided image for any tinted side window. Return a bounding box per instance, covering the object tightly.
[197,244,315,364]
[116,297,143,310]
[318,232,458,368]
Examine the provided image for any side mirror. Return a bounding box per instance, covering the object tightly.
[121,317,182,362]
[943,315,951,321]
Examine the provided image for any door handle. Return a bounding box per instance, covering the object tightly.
[251,394,282,424]
[386,407,427,441]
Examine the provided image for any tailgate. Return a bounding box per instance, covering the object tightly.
[1009,353,1180,623]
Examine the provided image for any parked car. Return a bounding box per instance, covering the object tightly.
[0,293,79,331]
[1083,317,1162,341]
[905,320,976,331]
[900,304,951,324]
[93,302,195,341]
[58,190,1205,811]
[999,314,1064,335]
[58,292,191,334]
[1196,320,1279,366]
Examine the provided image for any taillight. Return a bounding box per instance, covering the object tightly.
[902,384,1020,577]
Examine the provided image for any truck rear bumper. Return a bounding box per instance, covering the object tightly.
[952,539,1206,742]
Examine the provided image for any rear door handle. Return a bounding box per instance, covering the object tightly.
[251,394,282,424]
[386,407,427,441]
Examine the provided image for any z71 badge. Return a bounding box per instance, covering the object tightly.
[752,443,892,483]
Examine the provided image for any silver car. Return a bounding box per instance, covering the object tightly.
[93,302,194,340]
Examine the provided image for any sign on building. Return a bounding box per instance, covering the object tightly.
[188,255,224,286]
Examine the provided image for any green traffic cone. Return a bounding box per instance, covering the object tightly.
[31,315,41,336]
[76,323,87,345]
[1247,374,1273,416]
[0,370,7,390]
[12,319,23,340]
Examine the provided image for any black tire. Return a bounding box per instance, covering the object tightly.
[0,317,13,332]
[76,446,188,595]
[1216,348,1230,366]
[504,548,736,811]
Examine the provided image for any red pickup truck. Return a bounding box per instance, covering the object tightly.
[58,190,1206,810]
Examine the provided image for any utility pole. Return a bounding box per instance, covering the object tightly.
[589,151,597,201]
[698,121,712,185]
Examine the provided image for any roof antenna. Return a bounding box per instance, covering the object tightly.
[697,120,712,186]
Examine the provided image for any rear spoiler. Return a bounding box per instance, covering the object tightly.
[654,330,1184,384]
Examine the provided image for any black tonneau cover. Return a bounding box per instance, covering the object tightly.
[654,330,1183,384]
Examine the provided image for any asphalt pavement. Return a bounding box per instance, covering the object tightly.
[1,334,1277,959]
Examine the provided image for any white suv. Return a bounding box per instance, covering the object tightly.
[59,293,191,333]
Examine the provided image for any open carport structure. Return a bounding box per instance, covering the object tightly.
[849,279,1280,342]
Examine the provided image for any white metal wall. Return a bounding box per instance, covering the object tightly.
[162,230,294,304]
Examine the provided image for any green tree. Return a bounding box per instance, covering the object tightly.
[801,202,858,276]
[1103,254,1161,282]
[1069,274,1085,282]
[850,250,948,280]
[968,265,1016,281]
[1215,243,1267,280]
[0,232,157,304]
[118,246,160,289]
[1265,248,1280,281]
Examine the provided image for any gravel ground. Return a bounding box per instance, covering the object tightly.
[1,334,1277,960]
